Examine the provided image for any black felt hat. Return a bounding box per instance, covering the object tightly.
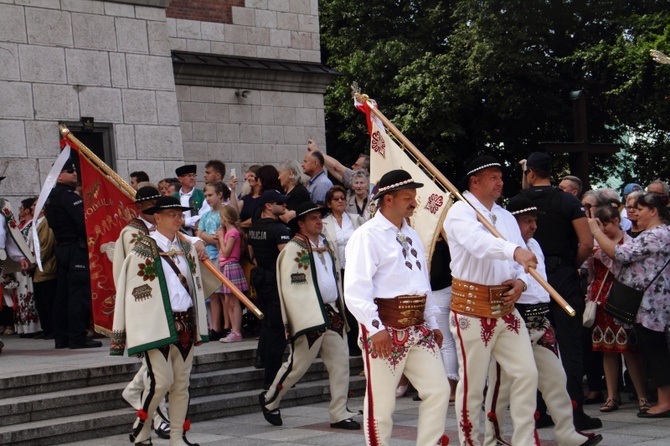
[288,201,329,232]
[143,196,191,215]
[506,195,545,217]
[460,155,502,191]
[135,186,161,203]
[526,152,552,173]
[372,169,423,200]
[175,164,197,177]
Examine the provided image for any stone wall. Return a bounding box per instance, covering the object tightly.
[176,85,325,187]
[0,0,183,206]
[166,0,320,63]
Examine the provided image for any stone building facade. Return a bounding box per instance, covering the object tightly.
[0,0,335,206]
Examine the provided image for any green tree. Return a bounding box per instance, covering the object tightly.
[320,0,670,193]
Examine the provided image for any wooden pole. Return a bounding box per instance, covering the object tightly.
[59,125,264,319]
[355,95,575,317]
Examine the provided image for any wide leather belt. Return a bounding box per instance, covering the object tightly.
[515,303,550,322]
[451,278,513,318]
[374,295,426,329]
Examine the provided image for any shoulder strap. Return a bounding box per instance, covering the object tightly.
[643,256,670,292]
[156,246,191,296]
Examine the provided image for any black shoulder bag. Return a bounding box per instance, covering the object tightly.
[605,256,670,324]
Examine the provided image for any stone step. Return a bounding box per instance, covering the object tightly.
[0,376,367,446]
[0,345,259,399]
[0,357,363,429]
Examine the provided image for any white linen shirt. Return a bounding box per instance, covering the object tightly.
[311,235,338,304]
[344,210,439,336]
[151,231,193,312]
[444,191,525,286]
[518,238,550,305]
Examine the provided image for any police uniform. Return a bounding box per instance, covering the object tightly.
[247,191,291,388]
[44,164,99,349]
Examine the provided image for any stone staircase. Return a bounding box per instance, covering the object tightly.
[0,344,365,446]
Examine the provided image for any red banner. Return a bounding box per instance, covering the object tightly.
[77,152,137,335]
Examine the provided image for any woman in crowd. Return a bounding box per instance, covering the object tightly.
[345,170,370,221]
[322,185,364,355]
[581,189,606,403]
[586,205,648,414]
[278,159,310,223]
[588,192,670,417]
[13,197,39,337]
[625,190,644,238]
[237,166,261,230]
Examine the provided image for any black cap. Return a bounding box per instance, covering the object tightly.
[460,155,502,191]
[507,195,545,216]
[259,189,289,205]
[61,161,77,172]
[175,164,197,176]
[135,186,161,203]
[526,152,552,173]
[372,169,423,200]
[143,196,192,215]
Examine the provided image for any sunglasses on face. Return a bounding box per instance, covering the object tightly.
[63,169,76,174]
[331,196,346,201]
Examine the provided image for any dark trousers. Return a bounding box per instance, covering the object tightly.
[636,324,670,388]
[582,329,604,392]
[53,243,91,346]
[546,265,586,408]
[33,278,56,334]
[261,300,287,387]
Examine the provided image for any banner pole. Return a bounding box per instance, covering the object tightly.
[59,125,264,319]
[354,94,575,317]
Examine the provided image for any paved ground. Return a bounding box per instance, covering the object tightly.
[2,336,669,445]
[60,395,670,446]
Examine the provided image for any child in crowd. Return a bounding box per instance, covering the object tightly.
[217,205,248,343]
[196,182,230,340]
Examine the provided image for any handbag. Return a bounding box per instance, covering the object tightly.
[583,270,609,328]
[605,257,670,324]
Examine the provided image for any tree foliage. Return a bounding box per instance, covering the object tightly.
[320,0,670,194]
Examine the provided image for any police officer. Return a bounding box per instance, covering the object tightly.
[247,189,291,389]
[44,161,102,349]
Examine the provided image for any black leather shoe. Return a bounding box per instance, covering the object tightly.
[154,421,170,439]
[330,419,360,430]
[69,339,103,349]
[535,413,554,429]
[55,340,68,349]
[580,433,603,446]
[259,391,282,426]
[574,412,602,430]
[583,393,604,405]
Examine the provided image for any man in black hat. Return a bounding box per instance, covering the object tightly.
[44,161,102,349]
[484,196,603,446]
[444,156,538,446]
[345,169,450,446]
[259,202,360,429]
[173,165,205,234]
[113,185,171,440]
[112,196,213,446]
[247,189,292,388]
[519,152,600,431]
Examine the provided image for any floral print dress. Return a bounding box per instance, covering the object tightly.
[614,225,670,333]
[13,219,40,334]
